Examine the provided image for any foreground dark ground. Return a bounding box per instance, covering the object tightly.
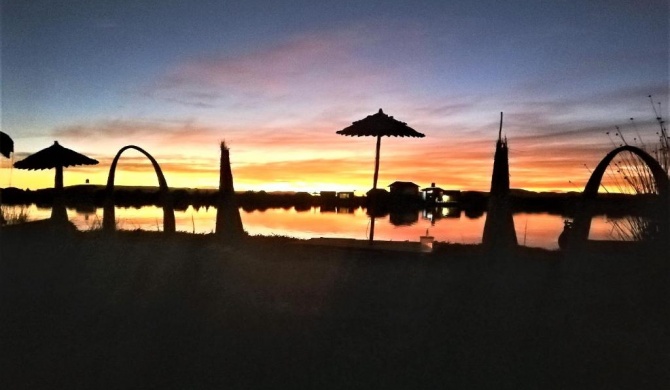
[1,229,668,389]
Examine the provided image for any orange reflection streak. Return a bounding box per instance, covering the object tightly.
[513,213,566,248]
[241,207,370,238]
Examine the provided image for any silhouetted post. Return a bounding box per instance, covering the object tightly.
[373,135,382,190]
[51,165,68,222]
[369,212,376,243]
[369,135,384,243]
[215,142,244,241]
[482,112,518,250]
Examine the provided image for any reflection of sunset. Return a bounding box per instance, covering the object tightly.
[241,207,369,238]
[513,213,566,248]
[6,204,629,249]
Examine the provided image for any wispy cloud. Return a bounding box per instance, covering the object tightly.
[141,24,435,118]
[54,119,222,147]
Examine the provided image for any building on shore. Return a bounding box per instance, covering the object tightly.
[388,181,420,196]
[421,183,461,205]
[337,191,354,200]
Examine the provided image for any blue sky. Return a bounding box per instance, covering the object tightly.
[1,0,668,192]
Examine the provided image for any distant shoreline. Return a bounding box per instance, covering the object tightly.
[1,184,660,218]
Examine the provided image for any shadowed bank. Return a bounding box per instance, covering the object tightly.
[1,229,667,389]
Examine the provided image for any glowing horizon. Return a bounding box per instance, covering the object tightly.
[2,2,667,194]
[2,125,663,194]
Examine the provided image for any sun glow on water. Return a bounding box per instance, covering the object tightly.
[3,204,638,249]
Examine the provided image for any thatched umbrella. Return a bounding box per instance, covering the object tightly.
[0,131,13,158]
[14,141,98,221]
[336,109,424,190]
[337,109,424,243]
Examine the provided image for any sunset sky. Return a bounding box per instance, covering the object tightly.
[1,0,668,194]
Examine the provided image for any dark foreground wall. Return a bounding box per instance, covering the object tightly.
[1,230,668,389]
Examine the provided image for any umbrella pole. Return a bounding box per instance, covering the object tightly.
[55,165,63,190]
[369,216,376,244]
[368,135,382,244]
[372,135,381,189]
[51,165,68,222]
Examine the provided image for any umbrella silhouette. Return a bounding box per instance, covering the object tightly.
[337,109,424,243]
[14,141,98,221]
[0,131,13,158]
[336,109,424,190]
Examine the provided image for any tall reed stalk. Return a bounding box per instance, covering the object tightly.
[599,96,669,241]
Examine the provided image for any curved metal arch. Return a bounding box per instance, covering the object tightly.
[102,145,175,233]
[569,145,669,244]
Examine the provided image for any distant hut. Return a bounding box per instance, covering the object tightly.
[319,191,337,200]
[421,182,461,204]
[336,191,354,200]
[388,181,419,196]
[215,142,244,241]
[482,113,517,250]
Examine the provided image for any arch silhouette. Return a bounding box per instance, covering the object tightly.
[103,145,175,233]
[568,145,669,245]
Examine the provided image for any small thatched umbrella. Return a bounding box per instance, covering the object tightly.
[336,109,424,190]
[337,109,424,243]
[0,131,13,158]
[14,141,98,221]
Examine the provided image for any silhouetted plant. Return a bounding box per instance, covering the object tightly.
[598,97,669,242]
[1,205,30,225]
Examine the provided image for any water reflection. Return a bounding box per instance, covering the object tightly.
[386,210,417,226]
[422,207,461,225]
[336,207,354,214]
[3,204,638,249]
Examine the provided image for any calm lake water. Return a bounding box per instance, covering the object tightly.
[5,204,627,250]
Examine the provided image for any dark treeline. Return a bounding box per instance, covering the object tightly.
[0,185,661,217]
[0,185,364,212]
[0,185,483,213]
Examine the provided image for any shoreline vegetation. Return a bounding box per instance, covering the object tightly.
[1,184,660,218]
[2,228,668,388]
